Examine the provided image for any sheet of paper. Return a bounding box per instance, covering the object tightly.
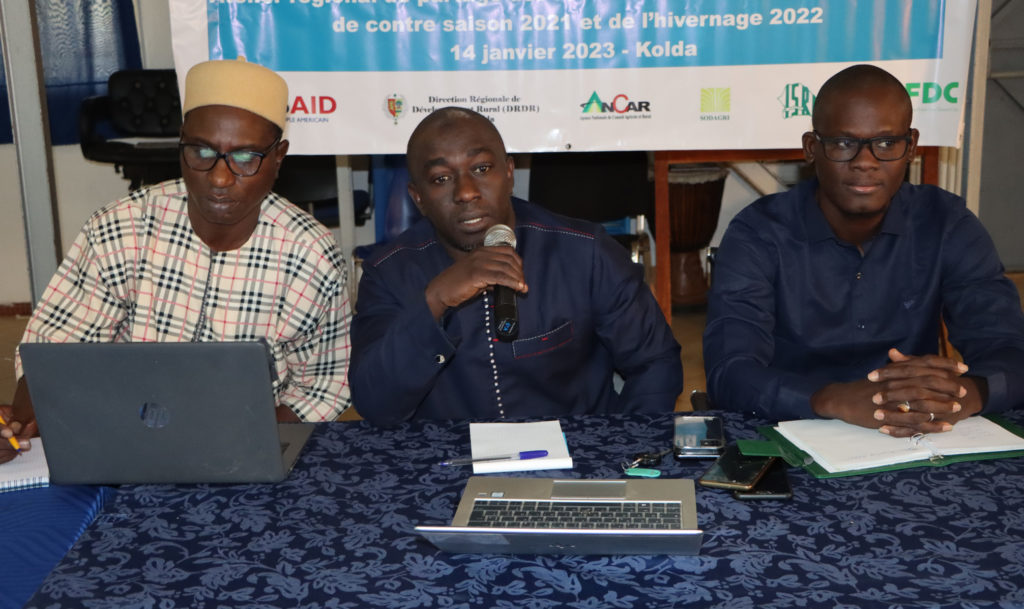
[775,417,1024,474]
[0,439,49,492]
[468,420,573,474]
[921,416,1024,455]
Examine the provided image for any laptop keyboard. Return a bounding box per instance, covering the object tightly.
[467,500,683,530]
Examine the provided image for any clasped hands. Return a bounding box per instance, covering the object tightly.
[812,348,983,438]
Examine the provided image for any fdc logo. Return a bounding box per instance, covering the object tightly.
[906,82,959,104]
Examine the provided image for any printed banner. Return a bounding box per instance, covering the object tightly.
[170,0,975,154]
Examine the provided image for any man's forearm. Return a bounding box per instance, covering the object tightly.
[351,304,456,426]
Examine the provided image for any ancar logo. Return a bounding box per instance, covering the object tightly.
[580,92,651,114]
[778,83,815,119]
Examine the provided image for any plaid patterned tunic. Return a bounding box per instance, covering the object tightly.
[16,179,351,421]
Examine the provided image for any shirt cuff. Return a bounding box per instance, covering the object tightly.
[771,376,825,421]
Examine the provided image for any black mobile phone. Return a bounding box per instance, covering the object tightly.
[673,415,726,459]
[698,444,776,491]
[732,459,793,500]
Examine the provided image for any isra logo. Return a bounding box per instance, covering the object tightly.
[699,88,730,121]
[580,92,651,114]
[383,94,406,124]
[906,82,959,104]
[779,83,815,119]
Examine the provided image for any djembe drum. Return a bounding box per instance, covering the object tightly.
[667,165,729,308]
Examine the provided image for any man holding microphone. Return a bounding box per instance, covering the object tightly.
[351,107,682,425]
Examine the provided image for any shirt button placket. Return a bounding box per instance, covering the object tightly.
[853,267,867,331]
[483,293,505,418]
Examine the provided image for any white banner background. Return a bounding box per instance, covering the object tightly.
[170,1,976,155]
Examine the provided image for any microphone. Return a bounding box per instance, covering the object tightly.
[483,223,519,342]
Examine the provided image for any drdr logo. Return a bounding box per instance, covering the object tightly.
[289,95,337,114]
[580,92,651,113]
[906,82,959,104]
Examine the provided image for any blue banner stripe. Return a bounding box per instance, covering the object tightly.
[207,1,946,72]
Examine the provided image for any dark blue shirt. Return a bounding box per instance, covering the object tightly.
[704,179,1024,420]
[351,199,683,425]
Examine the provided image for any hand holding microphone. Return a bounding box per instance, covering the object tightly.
[484,224,519,342]
[423,223,527,323]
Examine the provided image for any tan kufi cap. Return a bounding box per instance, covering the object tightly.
[183,58,288,129]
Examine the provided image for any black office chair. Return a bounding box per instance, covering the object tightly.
[527,151,655,283]
[79,69,182,191]
[274,155,373,229]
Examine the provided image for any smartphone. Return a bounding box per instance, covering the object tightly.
[673,415,726,459]
[732,459,793,500]
[698,444,776,491]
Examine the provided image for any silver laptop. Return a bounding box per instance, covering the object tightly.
[416,476,702,555]
[20,341,314,485]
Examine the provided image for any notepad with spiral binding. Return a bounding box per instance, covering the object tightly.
[755,415,1024,478]
[0,439,50,492]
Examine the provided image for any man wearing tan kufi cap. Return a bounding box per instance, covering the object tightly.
[1,59,351,460]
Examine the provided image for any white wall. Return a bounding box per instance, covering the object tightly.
[0,1,175,306]
[0,147,31,303]
[135,0,174,68]
[0,146,131,304]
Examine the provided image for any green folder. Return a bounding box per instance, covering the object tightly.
[742,415,1024,479]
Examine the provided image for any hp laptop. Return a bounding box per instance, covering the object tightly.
[20,341,314,485]
[416,476,702,555]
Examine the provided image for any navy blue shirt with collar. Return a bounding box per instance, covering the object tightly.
[704,179,1024,421]
[351,198,683,426]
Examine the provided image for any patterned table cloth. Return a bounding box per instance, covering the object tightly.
[24,410,1024,608]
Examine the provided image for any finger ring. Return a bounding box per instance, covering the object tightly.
[898,401,911,413]
[928,412,935,422]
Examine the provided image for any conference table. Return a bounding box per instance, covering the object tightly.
[14,409,1024,608]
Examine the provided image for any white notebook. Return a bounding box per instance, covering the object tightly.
[0,439,50,492]
[468,420,574,474]
[775,417,1024,473]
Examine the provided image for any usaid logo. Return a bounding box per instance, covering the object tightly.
[288,95,336,125]
[289,95,337,114]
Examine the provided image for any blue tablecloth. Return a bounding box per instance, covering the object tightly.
[22,411,1024,608]
[0,484,114,609]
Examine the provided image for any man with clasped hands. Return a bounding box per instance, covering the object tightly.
[350,107,682,425]
[704,64,1024,437]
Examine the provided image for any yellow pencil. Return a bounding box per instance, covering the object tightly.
[0,414,22,452]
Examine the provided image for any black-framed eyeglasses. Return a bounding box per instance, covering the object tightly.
[179,137,281,177]
[813,131,913,163]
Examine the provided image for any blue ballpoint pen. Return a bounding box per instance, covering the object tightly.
[440,450,548,467]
